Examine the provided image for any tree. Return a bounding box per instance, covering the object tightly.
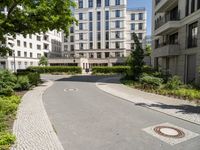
[145,45,152,56]
[39,56,48,66]
[127,32,145,80]
[0,0,77,56]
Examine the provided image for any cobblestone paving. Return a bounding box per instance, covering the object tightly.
[11,81,64,150]
[96,77,200,125]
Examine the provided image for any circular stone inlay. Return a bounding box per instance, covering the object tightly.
[64,88,78,92]
[154,126,185,138]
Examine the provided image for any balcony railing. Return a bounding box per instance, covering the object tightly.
[155,11,180,30]
[155,0,161,6]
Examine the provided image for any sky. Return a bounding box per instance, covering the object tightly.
[128,0,152,35]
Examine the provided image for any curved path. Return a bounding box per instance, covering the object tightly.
[43,75,200,150]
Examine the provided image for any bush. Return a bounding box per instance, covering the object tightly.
[15,76,30,91]
[139,74,164,89]
[27,66,82,74]
[27,72,41,86]
[92,66,130,75]
[0,70,17,96]
[165,76,183,90]
[0,96,20,149]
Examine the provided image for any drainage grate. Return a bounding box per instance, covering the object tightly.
[154,126,185,138]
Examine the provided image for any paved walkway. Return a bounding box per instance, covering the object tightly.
[96,77,200,125]
[11,81,64,150]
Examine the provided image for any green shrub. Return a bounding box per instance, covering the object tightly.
[0,132,16,150]
[27,72,41,86]
[165,76,183,90]
[92,66,130,74]
[28,66,82,74]
[0,70,17,96]
[15,76,30,91]
[139,74,163,89]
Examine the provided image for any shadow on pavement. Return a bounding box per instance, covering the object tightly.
[55,75,121,84]
[135,102,200,115]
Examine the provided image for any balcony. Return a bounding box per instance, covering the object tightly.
[155,0,178,13]
[154,13,180,35]
[153,43,180,57]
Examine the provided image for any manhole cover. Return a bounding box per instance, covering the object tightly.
[64,88,79,92]
[154,126,185,138]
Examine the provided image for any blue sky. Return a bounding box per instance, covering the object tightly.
[128,0,152,35]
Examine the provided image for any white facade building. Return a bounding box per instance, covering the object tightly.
[60,0,147,68]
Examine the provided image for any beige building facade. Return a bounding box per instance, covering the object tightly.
[152,0,200,83]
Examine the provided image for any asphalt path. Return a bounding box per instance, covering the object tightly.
[43,75,200,150]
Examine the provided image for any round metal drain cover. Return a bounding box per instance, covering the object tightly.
[64,88,78,92]
[154,126,185,138]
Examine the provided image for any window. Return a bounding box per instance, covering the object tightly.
[79,43,84,50]
[17,51,21,57]
[105,32,109,40]
[24,42,27,47]
[105,52,110,58]
[79,0,83,8]
[64,45,68,51]
[70,27,74,33]
[115,0,120,5]
[191,0,195,13]
[89,22,93,31]
[116,31,120,39]
[188,22,198,48]
[105,42,109,49]
[79,13,83,20]
[97,0,101,7]
[115,20,120,28]
[105,21,109,30]
[185,0,189,16]
[198,0,200,9]
[71,45,74,51]
[88,0,93,8]
[29,34,32,39]
[115,52,120,57]
[139,13,144,20]
[138,33,143,40]
[97,52,101,58]
[169,33,178,44]
[115,42,120,48]
[37,45,41,50]
[17,40,20,46]
[139,23,143,30]
[131,43,135,49]
[30,52,33,58]
[89,52,94,58]
[105,11,109,20]
[131,23,135,30]
[116,10,120,17]
[37,53,41,58]
[89,12,93,21]
[97,32,101,41]
[79,23,83,30]
[37,36,41,41]
[97,22,101,31]
[97,11,101,20]
[29,43,32,48]
[131,14,135,20]
[97,42,101,49]
[89,43,93,49]
[70,36,74,42]
[105,0,110,6]
[79,33,83,40]
[89,32,93,41]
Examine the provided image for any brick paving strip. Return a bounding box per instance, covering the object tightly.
[11,80,64,150]
[96,77,200,125]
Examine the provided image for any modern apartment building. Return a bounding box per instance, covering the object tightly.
[0,8,62,71]
[59,0,146,69]
[152,0,200,83]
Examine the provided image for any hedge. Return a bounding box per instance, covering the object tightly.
[92,66,130,74]
[27,66,82,74]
